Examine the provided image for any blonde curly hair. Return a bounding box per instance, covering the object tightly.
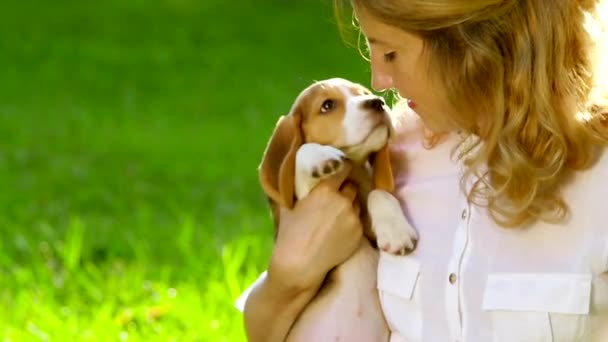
[335,0,608,227]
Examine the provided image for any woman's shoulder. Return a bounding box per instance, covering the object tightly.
[575,147,608,186]
[594,146,608,171]
[587,147,608,189]
[563,146,608,216]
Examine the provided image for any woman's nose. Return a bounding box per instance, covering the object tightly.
[371,68,393,92]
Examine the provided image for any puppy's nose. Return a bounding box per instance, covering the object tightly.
[363,98,386,112]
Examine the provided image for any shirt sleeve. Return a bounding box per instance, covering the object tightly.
[234,271,268,313]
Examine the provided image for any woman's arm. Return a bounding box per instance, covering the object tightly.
[243,167,363,341]
[243,270,321,342]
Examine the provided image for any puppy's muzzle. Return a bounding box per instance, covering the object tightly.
[363,97,386,112]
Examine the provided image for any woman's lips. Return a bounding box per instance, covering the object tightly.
[407,99,417,109]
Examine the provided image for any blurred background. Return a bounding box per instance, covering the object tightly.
[0,0,370,340]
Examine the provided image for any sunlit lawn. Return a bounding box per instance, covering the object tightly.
[0,0,368,340]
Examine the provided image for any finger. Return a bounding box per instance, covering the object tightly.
[318,160,352,191]
[340,181,358,203]
[341,181,361,216]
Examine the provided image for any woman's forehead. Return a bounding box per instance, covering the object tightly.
[355,8,411,47]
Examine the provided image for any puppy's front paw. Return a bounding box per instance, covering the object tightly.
[295,143,346,199]
[375,220,418,255]
[368,189,418,255]
[297,143,345,179]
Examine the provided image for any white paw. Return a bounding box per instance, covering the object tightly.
[367,189,418,255]
[294,143,346,199]
[297,143,346,178]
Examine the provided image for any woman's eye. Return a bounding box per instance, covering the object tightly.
[321,99,335,113]
[383,51,396,62]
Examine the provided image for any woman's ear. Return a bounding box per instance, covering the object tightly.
[258,111,303,209]
[370,143,395,193]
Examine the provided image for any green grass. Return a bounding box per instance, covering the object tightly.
[0,0,369,340]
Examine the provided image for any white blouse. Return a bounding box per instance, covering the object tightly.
[381,113,608,342]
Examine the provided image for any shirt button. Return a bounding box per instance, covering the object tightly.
[461,209,468,220]
[449,273,457,284]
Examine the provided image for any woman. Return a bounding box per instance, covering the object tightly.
[243,0,608,341]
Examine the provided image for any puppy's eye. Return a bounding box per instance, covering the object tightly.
[320,99,335,113]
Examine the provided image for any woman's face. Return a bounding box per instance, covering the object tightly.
[354,7,455,132]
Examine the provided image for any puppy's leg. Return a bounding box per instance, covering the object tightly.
[295,143,345,199]
[367,189,418,255]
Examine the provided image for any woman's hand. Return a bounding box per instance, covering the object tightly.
[267,162,364,292]
[243,162,363,342]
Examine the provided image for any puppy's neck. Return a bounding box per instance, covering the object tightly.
[343,146,372,165]
[341,125,389,163]
[347,159,373,194]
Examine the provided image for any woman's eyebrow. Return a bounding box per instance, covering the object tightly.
[367,37,388,46]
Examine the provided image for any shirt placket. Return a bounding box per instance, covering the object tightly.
[445,191,472,342]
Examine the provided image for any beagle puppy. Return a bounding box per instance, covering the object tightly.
[257,78,418,341]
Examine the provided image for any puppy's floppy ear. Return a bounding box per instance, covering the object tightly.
[371,116,396,192]
[258,111,303,209]
[370,143,395,193]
